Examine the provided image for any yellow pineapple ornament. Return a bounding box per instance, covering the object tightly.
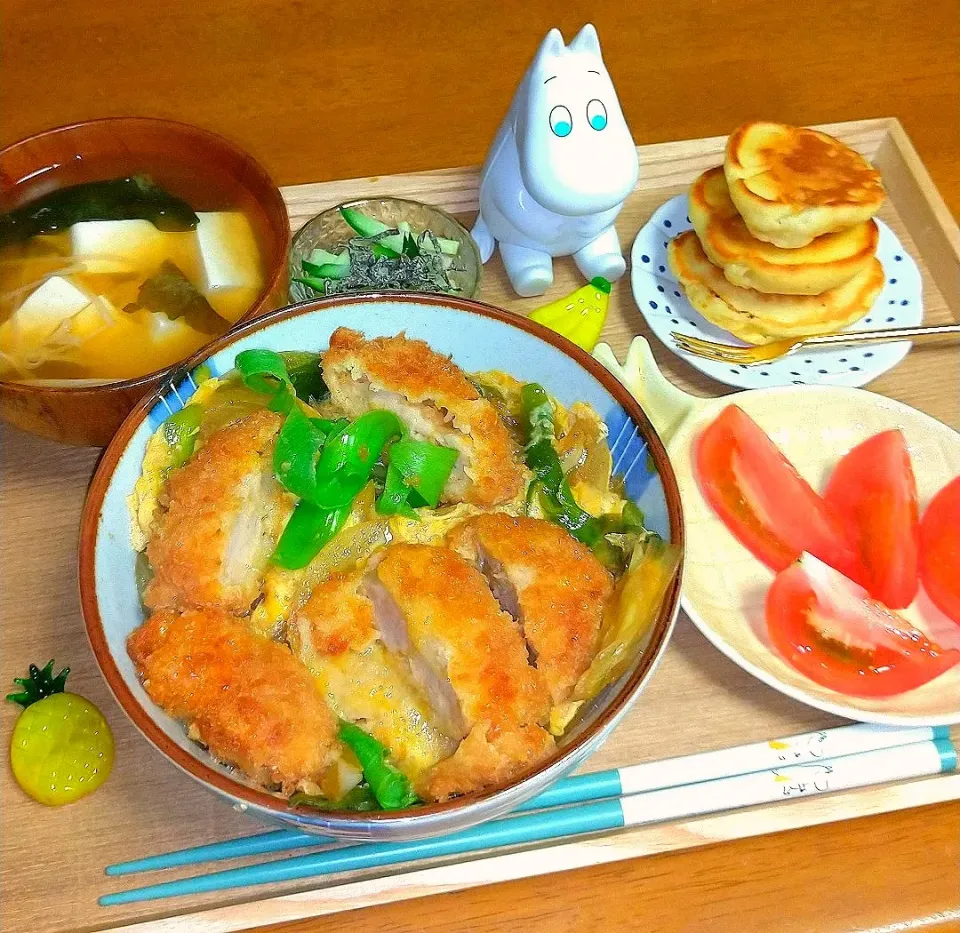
[528,277,611,352]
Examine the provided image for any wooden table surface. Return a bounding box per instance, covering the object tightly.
[2,1,959,931]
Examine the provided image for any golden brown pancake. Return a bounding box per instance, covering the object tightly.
[724,122,885,248]
[668,231,884,345]
[690,167,879,295]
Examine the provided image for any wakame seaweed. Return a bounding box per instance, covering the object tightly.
[0,175,199,247]
[131,261,225,334]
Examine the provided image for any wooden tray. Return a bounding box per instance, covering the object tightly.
[1,118,958,933]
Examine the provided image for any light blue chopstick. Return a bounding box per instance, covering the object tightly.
[105,723,947,877]
[99,734,956,907]
[106,769,622,876]
[106,829,328,876]
[100,798,626,906]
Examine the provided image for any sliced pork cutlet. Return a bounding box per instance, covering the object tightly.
[322,328,525,508]
[287,568,457,782]
[449,514,612,704]
[145,410,294,615]
[366,543,554,801]
[128,607,339,794]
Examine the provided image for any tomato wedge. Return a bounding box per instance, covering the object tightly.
[824,429,919,609]
[766,554,959,697]
[695,405,864,579]
[919,475,960,627]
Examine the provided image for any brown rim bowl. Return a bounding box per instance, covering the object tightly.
[79,292,685,840]
[0,117,290,446]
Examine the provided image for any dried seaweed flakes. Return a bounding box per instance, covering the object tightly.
[312,233,464,297]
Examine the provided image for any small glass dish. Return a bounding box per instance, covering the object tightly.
[289,196,481,303]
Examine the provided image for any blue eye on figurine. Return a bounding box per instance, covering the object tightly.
[587,99,608,131]
[549,105,573,137]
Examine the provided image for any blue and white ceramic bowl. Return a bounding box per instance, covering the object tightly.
[79,293,684,841]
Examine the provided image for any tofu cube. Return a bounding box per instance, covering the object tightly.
[139,307,193,343]
[205,285,261,324]
[63,297,120,342]
[70,219,166,274]
[70,219,201,278]
[3,276,93,344]
[196,211,261,293]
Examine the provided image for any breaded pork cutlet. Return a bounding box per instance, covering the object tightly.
[128,607,339,793]
[365,543,554,800]
[322,328,525,508]
[288,569,458,781]
[449,514,612,704]
[144,411,294,615]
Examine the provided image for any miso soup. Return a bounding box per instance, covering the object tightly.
[0,173,266,384]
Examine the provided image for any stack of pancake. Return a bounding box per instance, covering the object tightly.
[668,122,887,345]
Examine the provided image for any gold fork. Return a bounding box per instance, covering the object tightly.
[671,323,960,365]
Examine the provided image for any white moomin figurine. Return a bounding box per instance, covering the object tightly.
[472,24,639,298]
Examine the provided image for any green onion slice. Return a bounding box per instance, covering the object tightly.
[289,784,380,812]
[273,408,329,502]
[163,404,203,469]
[271,500,350,570]
[519,381,650,570]
[337,721,419,810]
[310,411,405,509]
[235,348,295,413]
[376,439,458,516]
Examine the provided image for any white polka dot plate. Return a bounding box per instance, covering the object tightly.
[630,194,923,389]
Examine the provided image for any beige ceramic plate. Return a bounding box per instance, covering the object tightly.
[596,337,960,726]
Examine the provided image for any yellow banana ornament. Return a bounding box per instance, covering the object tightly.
[528,277,611,352]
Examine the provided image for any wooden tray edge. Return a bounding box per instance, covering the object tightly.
[278,117,901,208]
[874,117,960,320]
[279,119,959,328]
[101,773,960,933]
[84,116,960,933]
